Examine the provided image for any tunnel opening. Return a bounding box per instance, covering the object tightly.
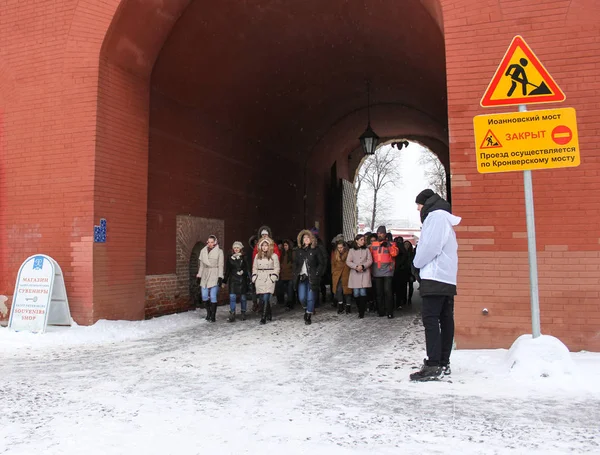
[98,0,448,317]
[352,139,449,239]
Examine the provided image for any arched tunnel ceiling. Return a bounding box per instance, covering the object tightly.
[151,0,447,161]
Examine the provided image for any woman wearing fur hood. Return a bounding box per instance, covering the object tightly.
[252,237,280,324]
[196,235,224,322]
[252,225,282,262]
[293,229,325,325]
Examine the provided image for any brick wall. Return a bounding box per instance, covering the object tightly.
[0,0,123,325]
[146,90,305,277]
[145,215,226,317]
[145,274,190,318]
[442,0,600,351]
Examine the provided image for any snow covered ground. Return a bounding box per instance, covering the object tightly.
[1,297,599,454]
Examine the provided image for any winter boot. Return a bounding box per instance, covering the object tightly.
[203,301,210,321]
[241,311,247,321]
[410,361,443,382]
[337,302,344,314]
[441,362,451,376]
[267,302,272,321]
[228,311,236,323]
[260,301,268,324]
[210,302,217,322]
[345,297,352,314]
[358,296,367,319]
[305,312,312,325]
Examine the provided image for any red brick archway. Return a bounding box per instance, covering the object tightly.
[87,0,451,323]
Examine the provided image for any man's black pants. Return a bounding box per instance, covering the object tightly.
[421,295,455,366]
[373,276,394,316]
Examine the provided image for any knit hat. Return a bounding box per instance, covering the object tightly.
[260,229,269,236]
[310,227,319,235]
[376,225,386,234]
[232,241,243,250]
[415,189,436,205]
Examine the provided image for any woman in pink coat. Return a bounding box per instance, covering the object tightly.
[346,234,373,318]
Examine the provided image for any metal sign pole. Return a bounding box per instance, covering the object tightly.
[519,104,541,338]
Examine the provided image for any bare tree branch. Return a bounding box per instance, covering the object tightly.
[419,149,447,199]
[357,146,401,230]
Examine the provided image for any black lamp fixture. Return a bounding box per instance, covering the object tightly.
[359,80,379,156]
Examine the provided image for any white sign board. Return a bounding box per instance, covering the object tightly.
[8,255,72,333]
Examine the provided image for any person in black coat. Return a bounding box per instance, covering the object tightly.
[404,240,416,305]
[223,241,250,322]
[309,227,329,306]
[393,236,412,309]
[294,229,325,325]
[247,235,259,312]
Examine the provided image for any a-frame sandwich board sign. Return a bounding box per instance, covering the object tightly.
[8,254,72,333]
[480,35,565,107]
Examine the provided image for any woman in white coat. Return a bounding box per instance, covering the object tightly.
[197,235,224,322]
[252,237,280,324]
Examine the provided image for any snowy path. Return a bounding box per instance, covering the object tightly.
[1,301,599,454]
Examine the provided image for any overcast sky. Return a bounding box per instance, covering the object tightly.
[356,142,439,229]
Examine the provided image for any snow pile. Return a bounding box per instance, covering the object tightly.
[505,334,577,380]
[0,311,200,352]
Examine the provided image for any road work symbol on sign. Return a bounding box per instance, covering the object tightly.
[473,107,580,173]
[480,36,565,107]
[480,129,502,149]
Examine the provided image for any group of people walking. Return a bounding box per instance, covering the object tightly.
[195,224,416,326]
[196,189,460,382]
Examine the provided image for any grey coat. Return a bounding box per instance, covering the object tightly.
[346,247,373,289]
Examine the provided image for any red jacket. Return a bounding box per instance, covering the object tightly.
[369,241,398,277]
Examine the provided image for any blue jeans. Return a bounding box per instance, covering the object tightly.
[229,294,247,312]
[201,286,218,303]
[353,288,367,298]
[297,280,315,313]
[259,293,271,304]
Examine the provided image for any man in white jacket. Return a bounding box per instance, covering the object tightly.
[410,189,461,381]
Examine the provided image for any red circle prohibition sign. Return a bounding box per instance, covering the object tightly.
[551,125,572,145]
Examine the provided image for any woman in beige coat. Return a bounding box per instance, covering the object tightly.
[252,237,280,324]
[197,235,224,322]
[346,234,373,319]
